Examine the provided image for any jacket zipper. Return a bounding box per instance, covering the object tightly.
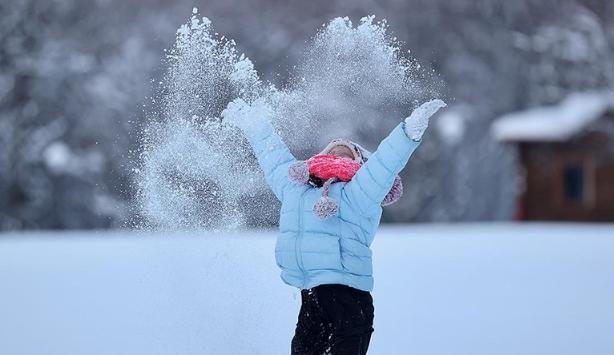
[295,189,308,286]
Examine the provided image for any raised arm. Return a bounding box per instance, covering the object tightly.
[222,98,297,201]
[341,99,446,215]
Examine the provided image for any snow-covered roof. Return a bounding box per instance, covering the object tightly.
[492,91,614,142]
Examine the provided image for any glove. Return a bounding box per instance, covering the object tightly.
[221,97,273,132]
[403,99,447,141]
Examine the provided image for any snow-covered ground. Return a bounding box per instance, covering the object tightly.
[1,223,613,355]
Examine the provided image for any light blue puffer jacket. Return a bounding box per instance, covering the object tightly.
[243,119,421,292]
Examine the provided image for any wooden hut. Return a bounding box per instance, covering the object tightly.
[492,92,614,221]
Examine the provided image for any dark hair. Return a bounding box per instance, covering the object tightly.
[308,174,325,188]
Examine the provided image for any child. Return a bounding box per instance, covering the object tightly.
[222,98,445,355]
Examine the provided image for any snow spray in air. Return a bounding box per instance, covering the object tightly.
[135,9,441,230]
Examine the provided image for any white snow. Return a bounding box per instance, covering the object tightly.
[1,224,613,355]
[491,91,614,142]
[139,12,268,230]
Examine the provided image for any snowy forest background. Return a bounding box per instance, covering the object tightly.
[2,0,614,230]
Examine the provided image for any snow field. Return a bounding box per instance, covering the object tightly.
[1,223,613,355]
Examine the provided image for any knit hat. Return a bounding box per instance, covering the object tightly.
[288,139,403,219]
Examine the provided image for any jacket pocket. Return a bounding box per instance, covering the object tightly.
[275,233,300,271]
[339,237,373,276]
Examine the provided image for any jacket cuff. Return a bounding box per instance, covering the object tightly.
[392,122,421,154]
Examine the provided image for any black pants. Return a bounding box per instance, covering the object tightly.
[291,284,374,355]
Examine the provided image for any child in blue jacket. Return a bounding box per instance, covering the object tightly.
[222,98,445,355]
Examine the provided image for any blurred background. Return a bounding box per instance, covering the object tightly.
[2,0,613,230]
[2,2,614,355]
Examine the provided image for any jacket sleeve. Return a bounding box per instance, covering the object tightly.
[239,117,298,201]
[341,122,421,215]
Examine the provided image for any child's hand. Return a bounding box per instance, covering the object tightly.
[403,99,447,141]
[221,97,272,132]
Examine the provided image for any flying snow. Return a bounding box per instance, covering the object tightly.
[135,9,442,230]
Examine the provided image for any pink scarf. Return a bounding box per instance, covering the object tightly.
[288,154,403,219]
[306,155,362,182]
